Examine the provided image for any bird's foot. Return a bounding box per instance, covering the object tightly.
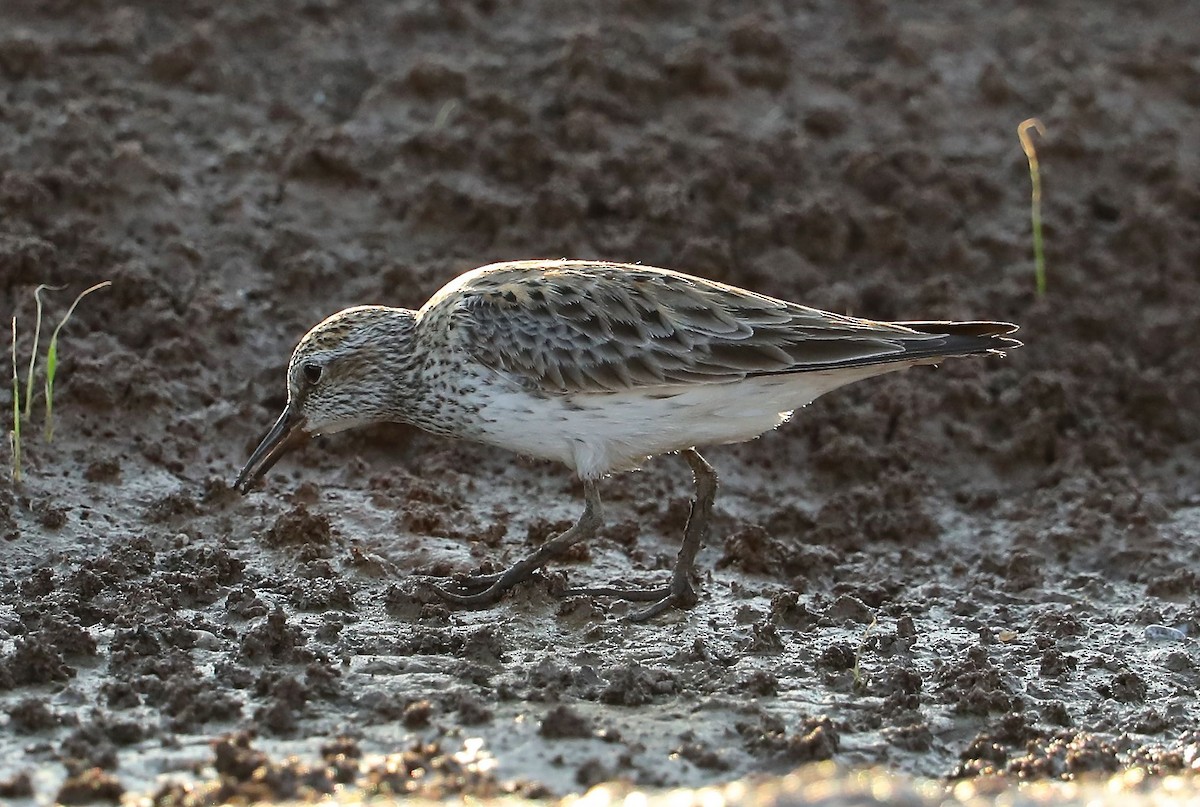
[429,480,604,611]
[561,577,698,622]
[428,565,547,608]
[440,570,505,593]
[429,579,508,607]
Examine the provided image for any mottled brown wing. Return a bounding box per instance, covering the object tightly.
[448,262,1017,394]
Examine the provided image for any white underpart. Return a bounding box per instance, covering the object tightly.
[472,362,916,479]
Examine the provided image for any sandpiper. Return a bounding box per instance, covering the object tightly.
[235,260,1020,620]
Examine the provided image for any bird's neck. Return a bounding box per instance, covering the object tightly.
[348,307,420,423]
[380,308,481,438]
[378,305,422,380]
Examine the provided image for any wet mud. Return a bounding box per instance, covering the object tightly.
[1,0,1199,803]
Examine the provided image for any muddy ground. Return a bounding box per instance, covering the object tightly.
[1,0,1199,803]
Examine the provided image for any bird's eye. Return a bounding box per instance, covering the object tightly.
[302,362,323,385]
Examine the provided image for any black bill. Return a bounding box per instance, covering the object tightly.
[233,406,310,493]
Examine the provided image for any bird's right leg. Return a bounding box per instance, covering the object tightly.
[561,448,716,620]
[431,480,604,607]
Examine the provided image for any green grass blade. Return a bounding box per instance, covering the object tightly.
[43,281,111,442]
[44,340,57,443]
[1018,118,1047,296]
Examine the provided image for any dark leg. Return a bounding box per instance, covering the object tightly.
[562,448,718,621]
[432,480,603,607]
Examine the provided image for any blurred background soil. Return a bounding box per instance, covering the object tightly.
[1,0,1198,803]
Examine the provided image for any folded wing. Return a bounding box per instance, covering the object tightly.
[449,262,1020,395]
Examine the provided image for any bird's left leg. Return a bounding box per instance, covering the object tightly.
[432,479,604,607]
[562,448,717,621]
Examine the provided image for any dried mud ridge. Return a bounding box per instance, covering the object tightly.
[2,0,1200,803]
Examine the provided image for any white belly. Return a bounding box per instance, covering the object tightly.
[470,364,906,478]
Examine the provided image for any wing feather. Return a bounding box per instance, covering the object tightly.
[439,261,1017,394]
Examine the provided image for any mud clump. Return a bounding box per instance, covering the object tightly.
[0,637,75,688]
[823,595,875,625]
[784,717,840,763]
[717,525,788,575]
[769,592,820,628]
[83,457,121,483]
[263,504,336,558]
[320,737,362,785]
[164,680,245,731]
[359,741,507,800]
[8,697,63,732]
[32,499,68,529]
[540,704,592,739]
[285,577,355,612]
[1105,671,1148,704]
[455,693,494,726]
[153,732,336,805]
[818,642,856,671]
[56,768,124,805]
[938,646,1016,716]
[598,663,677,706]
[239,608,312,664]
[145,491,202,523]
[0,771,34,798]
[1006,733,1124,780]
[738,711,840,764]
[402,699,434,728]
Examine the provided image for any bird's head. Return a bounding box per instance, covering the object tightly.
[234,306,417,493]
